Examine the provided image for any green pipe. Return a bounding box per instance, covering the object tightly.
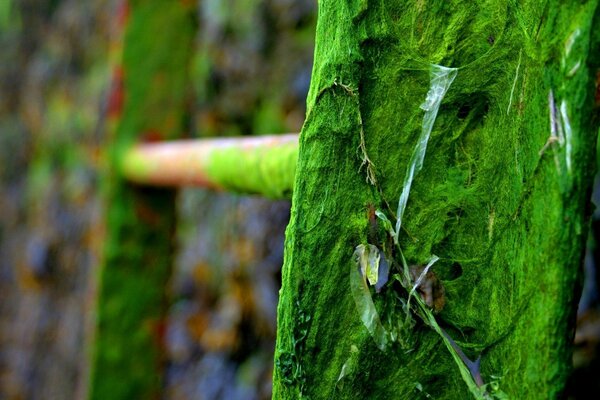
[121,134,298,199]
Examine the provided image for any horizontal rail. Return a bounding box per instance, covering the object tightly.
[121,134,299,199]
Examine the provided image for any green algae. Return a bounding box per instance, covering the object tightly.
[89,2,195,399]
[205,139,298,199]
[274,1,600,399]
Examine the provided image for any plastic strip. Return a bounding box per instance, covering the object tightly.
[394,65,458,243]
[336,345,359,386]
[541,90,572,176]
[562,29,582,76]
[355,244,381,286]
[560,101,573,174]
[540,89,563,168]
[548,90,559,142]
[565,28,581,57]
[351,245,389,350]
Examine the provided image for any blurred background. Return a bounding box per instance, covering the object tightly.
[0,1,598,399]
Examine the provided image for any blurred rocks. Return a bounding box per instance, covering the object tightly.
[168,190,291,399]
[0,0,110,399]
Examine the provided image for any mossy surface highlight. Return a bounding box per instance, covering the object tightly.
[274,1,600,399]
[90,1,195,399]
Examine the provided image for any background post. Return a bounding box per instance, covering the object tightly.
[90,1,196,399]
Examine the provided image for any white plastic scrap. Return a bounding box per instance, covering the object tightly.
[336,345,359,385]
[395,65,458,243]
[567,60,582,78]
[355,244,381,286]
[543,90,573,176]
[565,28,581,57]
[547,90,565,144]
[353,244,382,285]
[542,89,564,163]
[351,245,389,350]
[560,100,573,174]
[563,29,582,78]
[548,90,559,141]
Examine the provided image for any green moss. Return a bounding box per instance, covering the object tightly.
[205,140,298,199]
[89,2,195,399]
[274,1,600,399]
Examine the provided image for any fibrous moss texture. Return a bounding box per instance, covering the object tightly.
[89,1,195,399]
[274,1,600,399]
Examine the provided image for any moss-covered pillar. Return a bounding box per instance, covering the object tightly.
[274,1,600,399]
[89,1,195,399]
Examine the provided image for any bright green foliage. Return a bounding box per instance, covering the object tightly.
[274,1,600,399]
[90,1,195,399]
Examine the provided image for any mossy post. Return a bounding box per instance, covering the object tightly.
[274,1,600,399]
[89,1,195,399]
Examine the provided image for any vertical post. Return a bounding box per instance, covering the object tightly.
[273,1,600,399]
[89,1,195,399]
